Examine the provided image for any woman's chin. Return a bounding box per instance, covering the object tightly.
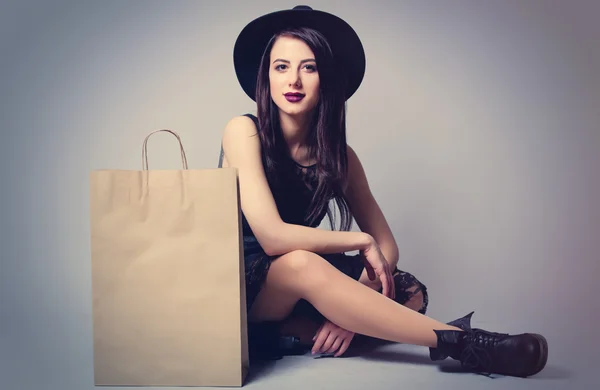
[276,103,316,117]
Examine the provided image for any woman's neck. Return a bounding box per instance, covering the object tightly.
[278,111,312,159]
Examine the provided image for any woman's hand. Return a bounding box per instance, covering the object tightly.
[360,237,396,300]
[311,319,355,357]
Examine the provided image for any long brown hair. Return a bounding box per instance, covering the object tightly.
[254,27,353,232]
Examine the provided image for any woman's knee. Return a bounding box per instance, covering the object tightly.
[275,250,327,276]
[391,270,429,314]
[271,250,330,287]
[247,250,321,322]
[404,287,426,312]
[274,250,314,272]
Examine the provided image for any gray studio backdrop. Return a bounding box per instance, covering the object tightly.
[1,1,598,389]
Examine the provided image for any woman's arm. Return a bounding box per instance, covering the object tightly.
[267,224,373,256]
[221,116,374,256]
[345,145,400,290]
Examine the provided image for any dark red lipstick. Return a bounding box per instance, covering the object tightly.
[284,92,305,102]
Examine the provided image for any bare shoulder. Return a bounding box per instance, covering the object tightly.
[222,115,258,142]
[221,115,261,167]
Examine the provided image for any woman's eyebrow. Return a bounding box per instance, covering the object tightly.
[272,58,316,64]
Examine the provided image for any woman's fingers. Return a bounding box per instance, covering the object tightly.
[312,328,330,354]
[382,270,393,299]
[382,265,396,299]
[334,334,354,357]
[325,336,343,354]
[319,332,337,353]
[361,256,376,280]
[389,267,396,300]
[312,322,324,342]
[380,271,389,298]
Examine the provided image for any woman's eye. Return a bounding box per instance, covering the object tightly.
[274,63,316,71]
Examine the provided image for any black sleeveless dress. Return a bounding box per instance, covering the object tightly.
[239,114,365,315]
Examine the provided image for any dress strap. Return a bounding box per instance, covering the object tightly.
[244,113,259,129]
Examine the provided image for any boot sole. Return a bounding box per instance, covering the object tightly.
[526,333,548,377]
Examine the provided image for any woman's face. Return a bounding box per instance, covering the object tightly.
[269,36,320,117]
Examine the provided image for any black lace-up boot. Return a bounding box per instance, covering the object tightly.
[429,312,548,377]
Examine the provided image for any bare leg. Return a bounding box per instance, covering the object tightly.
[279,270,426,344]
[249,250,461,348]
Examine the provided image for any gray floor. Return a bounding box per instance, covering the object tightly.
[243,342,580,390]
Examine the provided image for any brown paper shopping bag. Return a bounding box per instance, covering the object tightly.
[90,129,248,387]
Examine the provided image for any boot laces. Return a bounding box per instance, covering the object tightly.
[460,329,508,378]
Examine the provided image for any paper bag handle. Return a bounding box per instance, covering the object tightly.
[141,129,189,170]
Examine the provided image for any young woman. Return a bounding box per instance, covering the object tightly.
[220,5,548,378]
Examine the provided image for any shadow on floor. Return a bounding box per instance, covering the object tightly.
[353,337,573,380]
[245,360,278,385]
[523,365,573,380]
[244,335,571,384]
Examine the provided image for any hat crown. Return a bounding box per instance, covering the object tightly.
[293,5,313,11]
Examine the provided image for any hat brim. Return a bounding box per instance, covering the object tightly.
[233,7,366,102]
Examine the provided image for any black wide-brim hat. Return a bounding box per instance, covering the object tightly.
[233,5,366,102]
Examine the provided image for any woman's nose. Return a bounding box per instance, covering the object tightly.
[288,71,301,88]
